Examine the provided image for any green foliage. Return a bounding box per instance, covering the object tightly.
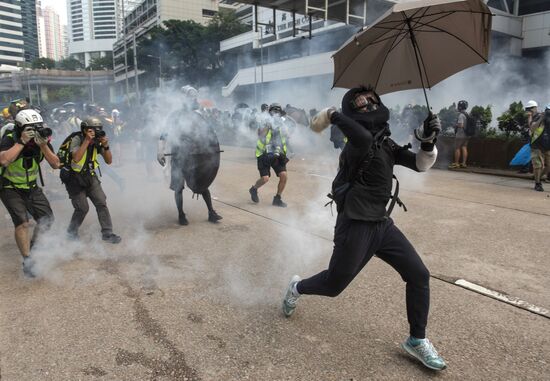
[58,57,83,71]
[88,55,113,70]
[136,11,249,86]
[48,86,86,102]
[470,105,492,131]
[437,103,458,134]
[32,57,55,69]
[497,101,527,136]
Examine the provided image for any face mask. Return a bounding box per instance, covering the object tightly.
[351,93,379,113]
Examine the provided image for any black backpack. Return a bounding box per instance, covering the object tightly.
[57,131,81,170]
[462,111,477,137]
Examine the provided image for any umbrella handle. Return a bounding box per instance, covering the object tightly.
[414,128,437,143]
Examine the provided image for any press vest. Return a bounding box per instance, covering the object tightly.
[71,142,99,174]
[1,132,42,189]
[255,128,287,158]
[531,116,545,145]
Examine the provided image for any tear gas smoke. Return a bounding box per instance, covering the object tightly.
[7,28,549,307]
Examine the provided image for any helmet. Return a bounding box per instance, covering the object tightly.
[15,109,43,128]
[525,100,538,109]
[2,107,9,119]
[8,98,29,118]
[457,100,468,111]
[81,117,103,133]
[268,103,283,115]
[261,103,268,112]
[181,85,198,98]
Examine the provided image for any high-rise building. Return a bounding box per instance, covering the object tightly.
[37,5,66,61]
[20,0,38,62]
[68,0,118,66]
[0,0,25,66]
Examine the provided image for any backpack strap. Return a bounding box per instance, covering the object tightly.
[386,174,407,217]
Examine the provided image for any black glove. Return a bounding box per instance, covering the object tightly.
[414,112,440,143]
[423,112,441,140]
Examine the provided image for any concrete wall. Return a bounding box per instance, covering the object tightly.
[522,11,550,49]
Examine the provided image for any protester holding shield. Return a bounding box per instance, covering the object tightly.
[157,86,223,225]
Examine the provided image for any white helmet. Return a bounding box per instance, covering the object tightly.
[181,85,198,98]
[15,109,43,127]
[525,100,538,109]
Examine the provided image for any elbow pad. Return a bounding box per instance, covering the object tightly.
[416,146,438,172]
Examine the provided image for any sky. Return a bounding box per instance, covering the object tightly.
[41,0,68,25]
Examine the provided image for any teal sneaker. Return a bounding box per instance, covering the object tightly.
[402,337,447,371]
[282,275,301,317]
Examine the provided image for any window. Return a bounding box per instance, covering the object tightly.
[202,9,217,17]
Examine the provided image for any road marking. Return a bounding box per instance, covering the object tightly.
[213,198,550,321]
[432,275,550,319]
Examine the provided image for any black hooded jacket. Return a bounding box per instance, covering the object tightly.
[331,88,433,221]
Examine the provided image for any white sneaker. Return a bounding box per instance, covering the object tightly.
[282,275,301,317]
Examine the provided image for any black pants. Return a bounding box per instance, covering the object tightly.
[297,214,430,338]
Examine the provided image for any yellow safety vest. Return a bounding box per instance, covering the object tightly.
[255,128,287,157]
[71,144,99,173]
[1,132,42,189]
[531,117,545,145]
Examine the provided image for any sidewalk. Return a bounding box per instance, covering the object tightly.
[443,166,534,180]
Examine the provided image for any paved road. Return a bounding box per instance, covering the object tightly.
[0,146,548,380]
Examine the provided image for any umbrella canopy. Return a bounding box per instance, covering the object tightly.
[333,0,492,103]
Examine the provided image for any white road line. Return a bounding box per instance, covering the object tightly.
[307,173,332,180]
[454,279,550,318]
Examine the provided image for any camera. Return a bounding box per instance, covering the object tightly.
[94,128,106,143]
[34,125,53,138]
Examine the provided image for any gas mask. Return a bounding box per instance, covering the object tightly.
[350,92,380,113]
[342,87,390,135]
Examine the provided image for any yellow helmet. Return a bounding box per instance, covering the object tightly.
[2,107,9,119]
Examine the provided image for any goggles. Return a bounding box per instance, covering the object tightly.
[351,92,379,112]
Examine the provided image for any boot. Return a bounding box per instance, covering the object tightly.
[178,213,189,225]
[249,186,259,203]
[208,210,223,223]
[272,194,287,207]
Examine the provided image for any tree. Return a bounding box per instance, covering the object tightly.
[497,101,527,137]
[88,55,113,70]
[470,105,492,132]
[437,103,458,134]
[58,57,83,71]
[32,57,55,69]
[48,86,86,102]
[136,11,250,87]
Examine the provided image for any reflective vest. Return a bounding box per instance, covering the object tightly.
[1,132,42,189]
[255,128,287,158]
[531,117,545,145]
[71,143,99,174]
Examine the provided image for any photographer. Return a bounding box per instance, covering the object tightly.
[248,103,290,207]
[0,109,60,277]
[64,117,121,243]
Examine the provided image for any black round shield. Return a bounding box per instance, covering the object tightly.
[172,112,221,194]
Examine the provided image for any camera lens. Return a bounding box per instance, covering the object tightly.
[36,126,53,138]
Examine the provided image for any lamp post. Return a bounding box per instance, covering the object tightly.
[89,66,94,103]
[121,0,130,101]
[146,54,162,88]
[258,25,265,102]
[24,68,32,104]
[133,31,140,103]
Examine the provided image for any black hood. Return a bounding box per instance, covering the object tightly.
[341,87,390,135]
